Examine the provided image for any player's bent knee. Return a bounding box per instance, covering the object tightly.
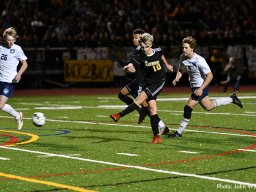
[205,106,214,111]
[204,102,215,111]
[141,101,148,108]
[184,105,193,119]
[120,87,129,95]
[134,94,146,106]
[0,102,5,110]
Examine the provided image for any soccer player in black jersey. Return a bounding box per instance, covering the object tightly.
[112,29,149,124]
[112,29,171,130]
[110,33,169,144]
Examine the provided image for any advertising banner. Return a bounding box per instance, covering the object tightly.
[64,60,113,82]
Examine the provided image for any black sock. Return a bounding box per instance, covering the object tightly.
[142,106,150,116]
[150,114,160,135]
[120,102,138,117]
[118,93,133,105]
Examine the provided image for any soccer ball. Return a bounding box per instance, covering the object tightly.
[32,112,46,127]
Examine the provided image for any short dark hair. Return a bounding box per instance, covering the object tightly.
[133,28,145,35]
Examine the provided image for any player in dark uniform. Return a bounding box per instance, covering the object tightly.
[110,33,168,144]
[111,29,148,124]
[112,29,172,129]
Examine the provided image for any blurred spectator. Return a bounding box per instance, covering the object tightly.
[0,0,255,47]
[222,57,243,92]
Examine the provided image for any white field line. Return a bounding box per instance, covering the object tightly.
[47,120,255,138]
[117,153,139,157]
[179,151,200,154]
[35,106,83,110]
[1,115,255,138]
[0,157,10,160]
[244,111,256,114]
[238,149,256,152]
[14,104,256,117]
[95,96,256,101]
[17,94,255,105]
[38,154,81,158]
[95,115,108,117]
[64,119,256,138]
[157,96,256,101]
[1,146,256,187]
[14,95,256,115]
[158,110,256,117]
[17,107,256,117]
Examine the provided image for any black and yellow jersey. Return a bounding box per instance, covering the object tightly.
[131,47,166,84]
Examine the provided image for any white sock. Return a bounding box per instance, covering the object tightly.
[213,98,233,107]
[1,104,19,119]
[158,120,165,128]
[177,118,190,135]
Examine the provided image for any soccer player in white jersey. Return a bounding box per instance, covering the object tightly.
[0,27,28,130]
[169,36,243,137]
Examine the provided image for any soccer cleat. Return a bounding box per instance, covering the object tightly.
[16,112,23,130]
[159,127,170,135]
[151,135,162,144]
[230,93,243,108]
[168,131,182,138]
[138,110,147,124]
[110,113,121,122]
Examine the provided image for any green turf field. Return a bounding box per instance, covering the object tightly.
[0,91,256,192]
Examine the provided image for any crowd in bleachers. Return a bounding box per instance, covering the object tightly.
[0,0,255,47]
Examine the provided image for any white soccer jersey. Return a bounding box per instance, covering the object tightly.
[0,44,27,83]
[180,53,211,88]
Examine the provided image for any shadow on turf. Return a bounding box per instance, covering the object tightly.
[64,128,154,144]
[28,165,256,191]
[72,128,148,134]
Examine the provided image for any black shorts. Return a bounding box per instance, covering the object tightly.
[144,80,165,101]
[125,80,145,98]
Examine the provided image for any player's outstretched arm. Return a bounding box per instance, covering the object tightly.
[13,60,28,83]
[161,55,173,72]
[173,70,182,86]
[111,52,128,66]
